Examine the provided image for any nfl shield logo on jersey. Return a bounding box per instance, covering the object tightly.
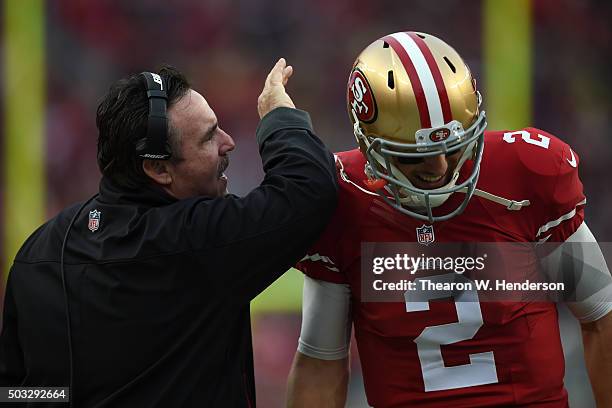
[416,224,435,245]
[88,209,101,232]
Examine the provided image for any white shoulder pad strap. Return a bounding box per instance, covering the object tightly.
[542,222,612,322]
[297,276,352,360]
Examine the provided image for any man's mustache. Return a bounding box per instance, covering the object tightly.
[218,156,229,177]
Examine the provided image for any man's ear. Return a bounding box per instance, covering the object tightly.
[142,159,173,186]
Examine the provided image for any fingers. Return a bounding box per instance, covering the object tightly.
[257,57,296,119]
[282,65,293,86]
[266,58,287,87]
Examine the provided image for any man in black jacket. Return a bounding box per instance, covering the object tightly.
[0,58,337,407]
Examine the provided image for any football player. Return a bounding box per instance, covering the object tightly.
[287,32,612,407]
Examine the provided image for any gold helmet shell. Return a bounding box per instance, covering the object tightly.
[348,31,479,145]
[347,31,487,222]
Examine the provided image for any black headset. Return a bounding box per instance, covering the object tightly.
[135,72,172,160]
[61,72,169,406]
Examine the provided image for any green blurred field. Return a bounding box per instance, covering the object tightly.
[251,268,304,314]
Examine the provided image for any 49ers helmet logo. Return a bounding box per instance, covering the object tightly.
[429,128,451,142]
[348,68,377,123]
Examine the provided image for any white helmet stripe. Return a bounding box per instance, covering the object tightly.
[390,32,445,127]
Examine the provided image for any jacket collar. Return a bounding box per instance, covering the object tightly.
[98,177,177,207]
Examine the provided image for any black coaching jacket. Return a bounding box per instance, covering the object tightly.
[0,108,338,407]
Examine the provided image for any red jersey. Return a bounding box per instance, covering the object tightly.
[297,128,585,408]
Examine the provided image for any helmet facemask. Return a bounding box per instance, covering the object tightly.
[353,104,486,223]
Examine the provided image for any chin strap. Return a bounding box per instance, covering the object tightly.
[364,178,388,191]
[464,187,530,211]
[335,154,379,197]
[337,152,530,212]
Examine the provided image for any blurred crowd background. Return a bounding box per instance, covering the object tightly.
[2,0,611,407]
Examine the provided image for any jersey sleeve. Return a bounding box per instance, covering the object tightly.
[296,202,349,284]
[296,153,369,285]
[520,128,586,242]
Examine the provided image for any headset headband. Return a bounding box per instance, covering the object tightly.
[135,72,171,160]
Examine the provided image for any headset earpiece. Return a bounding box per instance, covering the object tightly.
[135,72,172,160]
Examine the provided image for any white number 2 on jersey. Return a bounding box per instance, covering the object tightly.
[404,274,498,392]
[503,130,550,149]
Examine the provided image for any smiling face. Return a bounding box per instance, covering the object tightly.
[164,89,235,199]
[392,149,463,190]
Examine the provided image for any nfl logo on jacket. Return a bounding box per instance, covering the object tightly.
[88,209,101,232]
